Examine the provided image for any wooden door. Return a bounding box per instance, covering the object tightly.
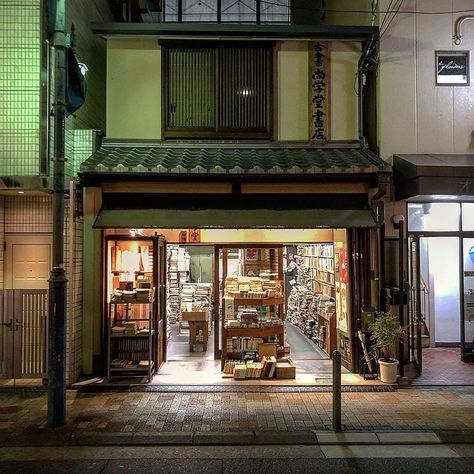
[156,237,167,368]
[5,235,52,289]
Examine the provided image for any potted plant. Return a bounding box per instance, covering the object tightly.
[369,313,405,384]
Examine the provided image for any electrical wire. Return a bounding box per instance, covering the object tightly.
[380,0,396,30]
[259,0,474,16]
[380,0,404,38]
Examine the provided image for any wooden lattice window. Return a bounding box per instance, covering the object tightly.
[163,43,273,139]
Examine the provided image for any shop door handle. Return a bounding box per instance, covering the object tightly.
[0,320,14,331]
[14,320,23,331]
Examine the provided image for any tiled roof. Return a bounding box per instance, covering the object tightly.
[80,145,386,175]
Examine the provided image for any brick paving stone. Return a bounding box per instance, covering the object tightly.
[0,388,473,435]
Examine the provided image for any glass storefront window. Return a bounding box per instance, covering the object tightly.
[408,203,460,232]
[462,203,474,231]
[463,238,474,357]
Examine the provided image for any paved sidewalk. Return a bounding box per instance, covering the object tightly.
[0,387,473,437]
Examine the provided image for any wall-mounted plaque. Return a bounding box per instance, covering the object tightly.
[436,51,470,86]
[309,41,330,142]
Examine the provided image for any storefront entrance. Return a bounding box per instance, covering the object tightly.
[102,228,367,385]
[408,202,474,384]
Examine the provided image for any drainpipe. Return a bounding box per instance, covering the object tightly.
[453,16,474,45]
[357,36,376,148]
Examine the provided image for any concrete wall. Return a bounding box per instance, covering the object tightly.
[107,39,162,140]
[107,39,360,142]
[378,0,474,160]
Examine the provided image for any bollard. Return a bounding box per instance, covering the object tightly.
[332,350,342,431]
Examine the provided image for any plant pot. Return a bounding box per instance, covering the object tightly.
[378,359,398,384]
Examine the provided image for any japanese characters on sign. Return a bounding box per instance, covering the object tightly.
[309,41,329,143]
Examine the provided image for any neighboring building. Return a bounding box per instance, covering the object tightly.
[377,0,474,374]
[0,0,113,383]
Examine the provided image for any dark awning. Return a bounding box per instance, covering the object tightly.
[394,154,474,200]
[94,208,376,229]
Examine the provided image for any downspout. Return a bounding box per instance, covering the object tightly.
[357,35,376,148]
[453,16,474,45]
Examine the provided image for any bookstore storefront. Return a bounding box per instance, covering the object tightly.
[81,145,388,384]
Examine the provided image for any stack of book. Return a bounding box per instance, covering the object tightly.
[223,360,238,375]
[260,356,277,379]
[244,361,263,379]
[233,364,247,379]
[124,321,137,334]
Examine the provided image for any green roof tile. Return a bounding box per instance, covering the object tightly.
[80,145,386,175]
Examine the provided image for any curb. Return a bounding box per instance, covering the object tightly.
[0,430,473,447]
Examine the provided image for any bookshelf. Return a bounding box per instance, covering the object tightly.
[107,292,156,382]
[221,295,285,370]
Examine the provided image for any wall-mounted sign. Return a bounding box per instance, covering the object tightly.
[436,51,470,86]
[309,41,330,142]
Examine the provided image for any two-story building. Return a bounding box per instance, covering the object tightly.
[78,1,391,384]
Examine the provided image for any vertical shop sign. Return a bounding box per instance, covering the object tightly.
[309,41,330,143]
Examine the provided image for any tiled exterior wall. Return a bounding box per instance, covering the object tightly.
[4,196,53,234]
[1,194,83,383]
[0,0,42,175]
[65,0,111,134]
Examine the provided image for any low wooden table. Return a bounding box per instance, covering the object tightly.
[181,310,210,352]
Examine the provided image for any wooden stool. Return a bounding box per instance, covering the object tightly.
[189,320,208,352]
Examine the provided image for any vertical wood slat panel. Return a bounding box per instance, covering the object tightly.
[218,46,271,130]
[19,290,47,378]
[167,47,214,128]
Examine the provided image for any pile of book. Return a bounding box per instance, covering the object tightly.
[226,337,264,353]
[111,358,135,368]
[223,359,238,375]
[231,356,277,379]
[225,276,239,293]
[260,356,277,378]
[124,321,137,334]
[136,288,153,302]
[111,326,125,334]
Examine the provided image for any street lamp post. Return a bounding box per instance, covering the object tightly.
[47,0,68,428]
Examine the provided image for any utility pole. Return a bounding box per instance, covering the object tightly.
[47,0,68,428]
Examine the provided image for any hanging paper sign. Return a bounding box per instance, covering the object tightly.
[309,41,330,143]
[339,248,348,284]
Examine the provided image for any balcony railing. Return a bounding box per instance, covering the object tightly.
[117,0,291,24]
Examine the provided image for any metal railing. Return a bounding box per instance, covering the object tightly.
[117,0,291,24]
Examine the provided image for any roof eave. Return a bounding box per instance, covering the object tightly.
[91,23,379,41]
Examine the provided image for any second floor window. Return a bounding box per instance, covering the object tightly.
[163,43,273,139]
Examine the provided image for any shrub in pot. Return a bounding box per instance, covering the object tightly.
[369,313,405,384]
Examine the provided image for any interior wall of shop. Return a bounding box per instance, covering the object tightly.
[184,245,213,284]
[106,39,359,141]
[104,228,335,243]
[378,0,474,160]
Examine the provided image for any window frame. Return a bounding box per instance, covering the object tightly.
[162,41,274,140]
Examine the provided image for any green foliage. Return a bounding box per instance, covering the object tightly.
[369,312,406,362]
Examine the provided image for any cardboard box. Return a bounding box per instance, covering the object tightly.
[275,358,296,379]
[181,310,210,322]
[258,342,277,359]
